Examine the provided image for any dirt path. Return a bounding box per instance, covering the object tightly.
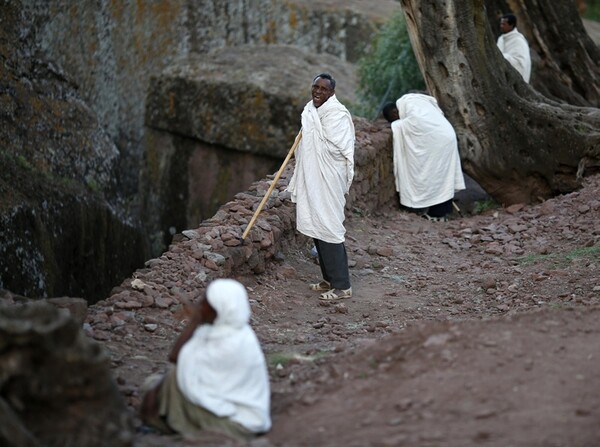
[99,174,600,447]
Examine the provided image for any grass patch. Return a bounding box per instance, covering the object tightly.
[345,321,366,331]
[473,199,499,214]
[369,357,379,369]
[371,261,384,270]
[565,245,600,262]
[548,301,567,310]
[518,245,600,266]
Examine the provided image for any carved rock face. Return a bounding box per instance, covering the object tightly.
[0,1,148,302]
[0,301,133,447]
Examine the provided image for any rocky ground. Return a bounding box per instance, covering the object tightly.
[92,174,600,447]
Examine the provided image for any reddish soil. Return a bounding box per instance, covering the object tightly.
[99,174,600,447]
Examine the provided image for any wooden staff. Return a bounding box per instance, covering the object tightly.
[242,130,302,240]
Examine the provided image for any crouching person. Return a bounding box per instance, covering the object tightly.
[140,279,271,442]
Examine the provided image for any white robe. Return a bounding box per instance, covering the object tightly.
[497,28,531,83]
[176,279,271,433]
[391,94,465,209]
[287,94,355,244]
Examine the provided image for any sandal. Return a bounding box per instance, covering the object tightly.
[310,280,331,291]
[319,288,352,301]
[421,213,448,222]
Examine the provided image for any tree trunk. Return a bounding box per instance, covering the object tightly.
[400,0,600,205]
[485,0,600,107]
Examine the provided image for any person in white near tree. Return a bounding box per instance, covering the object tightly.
[383,92,465,222]
[497,13,532,83]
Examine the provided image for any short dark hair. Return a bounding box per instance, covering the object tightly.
[313,73,336,90]
[501,13,517,27]
[382,102,397,122]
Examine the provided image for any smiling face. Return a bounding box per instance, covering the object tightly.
[311,76,334,108]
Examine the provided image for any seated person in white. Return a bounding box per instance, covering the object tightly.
[497,13,531,83]
[383,93,465,221]
[140,279,271,441]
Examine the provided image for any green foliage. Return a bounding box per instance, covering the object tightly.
[371,261,384,270]
[16,155,33,171]
[473,199,499,214]
[352,206,365,217]
[86,177,100,192]
[518,245,599,267]
[352,10,425,119]
[267,352,295,368]
[583,1,600,21]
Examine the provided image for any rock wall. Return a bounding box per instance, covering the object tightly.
[145,45,359,158]
[20,0,400,206]
[1,2,120,199]
[0,194,148,302]
[141,129,283,255]
[0,1,148,302]
[0,300,133,447]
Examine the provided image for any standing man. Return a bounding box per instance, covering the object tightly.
[497,13,532,83]
[287,73,355,301]
[382,92,465,222]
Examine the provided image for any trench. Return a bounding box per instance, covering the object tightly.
[140,130,283,257]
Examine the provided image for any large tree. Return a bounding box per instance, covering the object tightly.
[400,0,600,204]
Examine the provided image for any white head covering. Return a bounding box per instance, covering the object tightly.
[206,278,250,329]
[176,279,271,433]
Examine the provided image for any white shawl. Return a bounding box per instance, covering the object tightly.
[287,95,355,243]
[497,28,531,83]
[391,94,465,209]
[176,279,271,433]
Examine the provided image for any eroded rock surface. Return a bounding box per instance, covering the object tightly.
[0,1,148,301]
[0,300,133,447]
[145,45,358,158]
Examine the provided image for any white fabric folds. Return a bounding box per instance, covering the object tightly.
[176,279,271,433]
[287,94,355,243]
[497,28,531,83]
[391,93,465,209]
